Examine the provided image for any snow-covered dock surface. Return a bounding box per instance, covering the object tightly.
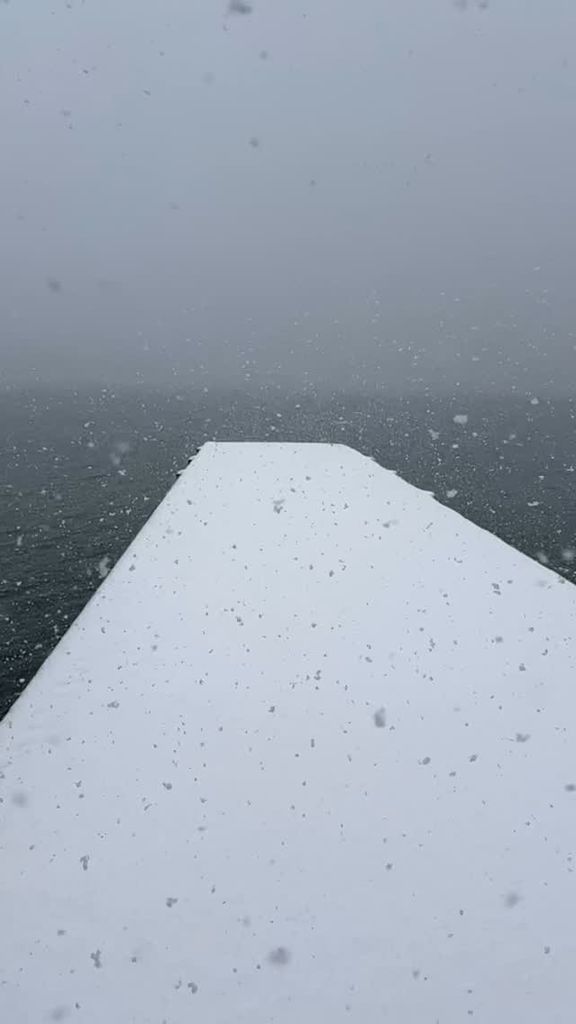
[2,442,576,1023]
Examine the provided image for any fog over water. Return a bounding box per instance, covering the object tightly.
[1,0,575,393]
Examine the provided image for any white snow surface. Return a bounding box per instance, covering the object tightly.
[1,442,576,1023]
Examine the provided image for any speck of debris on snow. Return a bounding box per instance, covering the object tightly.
[373,708,386,728]
[503,892,522,909]
[268,946,291,966]
[50,1007,70,1021]
[229,0,252,13]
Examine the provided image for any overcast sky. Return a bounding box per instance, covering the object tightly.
[1,0,575,393]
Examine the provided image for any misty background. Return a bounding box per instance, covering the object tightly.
[1,0,575,716]
[2,0,575,393]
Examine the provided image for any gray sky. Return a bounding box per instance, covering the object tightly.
[1,0,575,392]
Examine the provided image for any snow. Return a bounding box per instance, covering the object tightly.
[1,442,576,1023]
[96,555,112,580]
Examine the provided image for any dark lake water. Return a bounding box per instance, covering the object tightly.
[1,387,574,718]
